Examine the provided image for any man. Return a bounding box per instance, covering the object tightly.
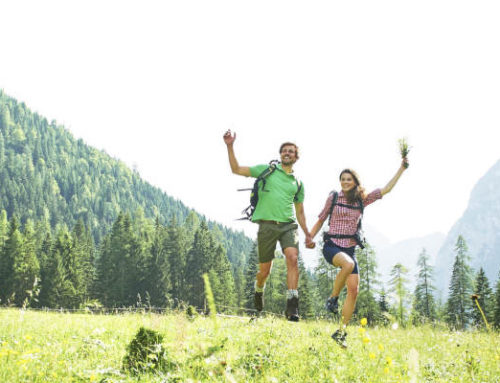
[223,130,312,321]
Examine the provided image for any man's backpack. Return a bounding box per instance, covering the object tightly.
[322,190,366,249]
[237,160,302,221]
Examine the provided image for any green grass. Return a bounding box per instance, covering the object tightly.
[1,308,499,382]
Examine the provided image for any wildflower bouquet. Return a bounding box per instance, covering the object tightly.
[398,138,410,168]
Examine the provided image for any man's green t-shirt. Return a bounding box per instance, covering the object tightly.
[249,164,305,223]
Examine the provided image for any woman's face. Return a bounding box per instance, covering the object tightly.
[340,172,357,192]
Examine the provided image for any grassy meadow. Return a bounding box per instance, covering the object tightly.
[0,308,499,382]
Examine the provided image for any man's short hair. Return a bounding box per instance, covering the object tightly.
[279,142,300,160]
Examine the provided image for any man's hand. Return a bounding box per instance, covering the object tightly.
[305,234,316,249]
[223,130,236,146]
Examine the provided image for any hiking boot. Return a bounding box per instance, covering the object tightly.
[325,296,339,314]
[286,297,299,322]
[331,329,347,348]
[254,292,264,312]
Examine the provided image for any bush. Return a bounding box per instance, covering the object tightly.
[122,327,174,375]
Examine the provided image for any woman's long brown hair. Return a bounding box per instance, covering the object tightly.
[339,169,367,205]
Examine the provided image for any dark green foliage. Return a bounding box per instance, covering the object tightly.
[412,248,437,324]
[494,271,500,329]
[296,255,315,319]
[471,268,494,328]
[389,263,410,325]
[243,242,259,310]
[446,235,474,329]
[355,243,381,324]
[122,327,174,374]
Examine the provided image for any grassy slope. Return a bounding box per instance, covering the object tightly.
[0,309,498,382]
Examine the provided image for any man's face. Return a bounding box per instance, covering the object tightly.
[280,145,297,165]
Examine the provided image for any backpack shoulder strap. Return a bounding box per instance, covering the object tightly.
[327,190,339,223]
[293,180,303,202]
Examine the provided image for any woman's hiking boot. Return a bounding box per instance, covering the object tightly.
[331,329,347,348]
[325,296,339,314]
[286,297,299,322]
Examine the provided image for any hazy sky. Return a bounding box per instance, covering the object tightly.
[1,1,499,265]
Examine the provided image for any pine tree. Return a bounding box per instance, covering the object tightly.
[298,255,315,319]
[184,221,214,308]
[210,244,236,312]
[166,217,189,306]
[494,271,500,329]
[13,220,40,307]
[0,217,23,305]
[263,253,287,314]
[355,243,381,324]
[145,217,170,307]
[389,263,410,325]
[243,242,259,310]
[472,268,493,329]
[412,248,437,324]
[39,229,77,308]
[445,235,474,330]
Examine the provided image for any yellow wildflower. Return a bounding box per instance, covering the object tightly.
[386,357,393,366]
[358,328,366,335]
[363,337,371,344]
[360,318,368,326]
[384,367,389,374]
[369,352,376,359]
[378,344,384,352]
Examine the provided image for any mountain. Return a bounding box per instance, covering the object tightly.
[365,225,445,286]
[434,159,500,294]
[0,90,252,265]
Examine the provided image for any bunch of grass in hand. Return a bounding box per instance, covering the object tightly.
[398,138,410,168]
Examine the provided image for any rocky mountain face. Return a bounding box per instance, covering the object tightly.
[434,159,500,295]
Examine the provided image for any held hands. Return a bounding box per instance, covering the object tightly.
[223,130,236,146]
[305,234,316,249]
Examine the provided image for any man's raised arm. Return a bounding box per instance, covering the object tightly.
[223,130,251,177]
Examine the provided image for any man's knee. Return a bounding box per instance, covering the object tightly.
[283,248,298,267]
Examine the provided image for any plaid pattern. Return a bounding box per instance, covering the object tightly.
[318,189,382,248]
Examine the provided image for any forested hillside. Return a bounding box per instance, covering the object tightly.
[0,90,251,265]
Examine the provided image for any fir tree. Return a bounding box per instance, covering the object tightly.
[210,244,236,312]
[298,255,315,319]
[167,217,189,306]
[412,248,437,324]
[355,243,380,324]
[389,263,410,325]
[471,267,493,329]
[145,217,170,307]
[494,270,500,329]
[243,242,259,310]
[445,235,474,330]
[0,217,23,304]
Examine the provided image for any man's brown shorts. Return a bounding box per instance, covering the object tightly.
[257,221,299,263]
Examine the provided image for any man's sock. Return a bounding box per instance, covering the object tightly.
[254,280,265,293]
[286,289,299,300]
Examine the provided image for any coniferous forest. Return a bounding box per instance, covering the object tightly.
[1,90,500,329]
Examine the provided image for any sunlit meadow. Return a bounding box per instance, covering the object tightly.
[1,308,498,382]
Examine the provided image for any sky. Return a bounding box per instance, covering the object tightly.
[1,1,499,265]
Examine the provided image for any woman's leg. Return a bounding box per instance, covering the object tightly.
[341,272,360,325]
[330,252,355,297]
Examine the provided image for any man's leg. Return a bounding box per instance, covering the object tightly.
[283,246,300,321]
[283,246,299,290]
[254,261,272,312]
[255,222,279,312]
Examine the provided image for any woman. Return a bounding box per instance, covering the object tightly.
[308,157,408,347]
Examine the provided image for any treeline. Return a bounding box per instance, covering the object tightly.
[1,207,500,330]
[0,209,241,311]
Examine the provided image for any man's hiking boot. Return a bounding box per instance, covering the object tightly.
[331,329,347,348]
[286,297,299,322]
[325,296,339,314]
[254,291,264,312]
